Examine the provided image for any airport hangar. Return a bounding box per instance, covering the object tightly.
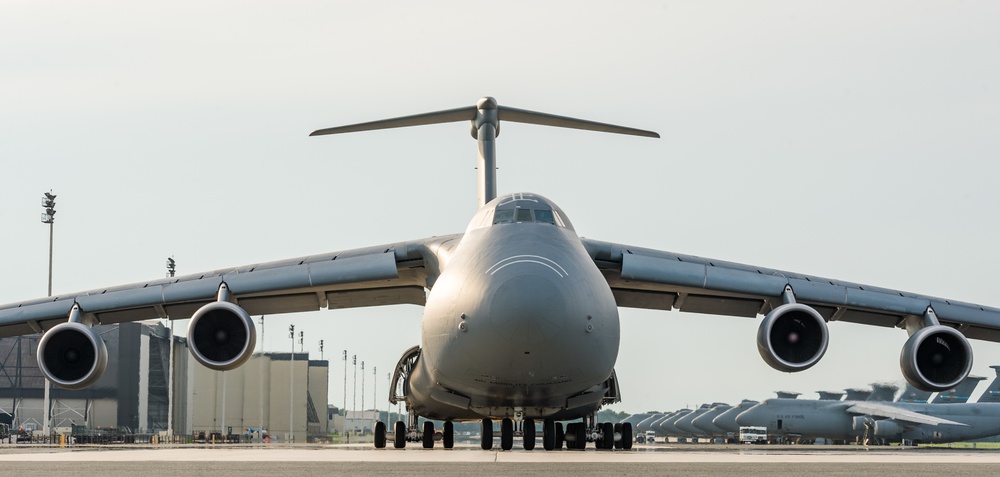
[0,320,331,442]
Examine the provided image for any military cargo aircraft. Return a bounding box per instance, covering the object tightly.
[712,400,760,435]
[735,395,1000,445]
[4,97,1000,451]
[735,376,996,444]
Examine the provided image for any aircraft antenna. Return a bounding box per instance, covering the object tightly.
[310,97,659,208]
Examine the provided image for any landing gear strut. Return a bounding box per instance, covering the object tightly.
[562,413,633,450]
[375,412,631,451]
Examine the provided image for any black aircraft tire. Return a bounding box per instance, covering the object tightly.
[393,421,406,449]
[443,421,454,449]
[622,422,633,450]
[374,421,386,449]
[523,418,536,451]
[613,423,623,449]
[565,423,576,449]
[542,418,556,451]
[481,418,493,450]
[501,418,514,451]
[601,422,614,449]
[422,421,434,449]
[556,422,565,449]
[575,422,587,451]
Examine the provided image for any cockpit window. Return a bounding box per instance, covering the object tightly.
[534,209,556,224]
[468,194,575,232]
[493,209,515,224]
[493,207,565,226]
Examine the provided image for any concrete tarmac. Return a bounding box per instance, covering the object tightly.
[2,443,999,476]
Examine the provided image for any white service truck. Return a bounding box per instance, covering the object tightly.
[739,426,767,444]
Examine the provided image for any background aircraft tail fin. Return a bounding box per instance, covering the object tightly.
[975,366,1000,403]
[932,375,985,403]
[896,383,932,403]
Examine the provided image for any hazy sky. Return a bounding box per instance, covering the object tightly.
[2,1,999,415]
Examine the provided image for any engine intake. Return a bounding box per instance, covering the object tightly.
[900,325,972,392]
[37,322,109,390]
[757,303,828,372]
[188,301,256,371]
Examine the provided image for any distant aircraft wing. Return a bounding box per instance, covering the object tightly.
[0,234,461,337]
[580,238,1000,342]
[845,402,968,426]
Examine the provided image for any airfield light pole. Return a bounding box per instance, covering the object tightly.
[352,355,357,420]
[221,370,227,437]
[319,340,324,360]
[166,257,176,439]
[361,361,365,416]
[299,331,304,353]
[289,324,295,443]
[342,351,347,417]
[258,315,265,440]
[41,191,56,439]
[372,366,376,422]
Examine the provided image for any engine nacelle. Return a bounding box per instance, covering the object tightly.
[757,303,828,372]
[873,420,903,438]
[852,415,871,432]
[900,325,972,392]
[37,322,109,390]
[187,301,256,371]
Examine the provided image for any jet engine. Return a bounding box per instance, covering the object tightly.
[37,322,109,390]
[873,420,903,438]
[852,416,871,432]
[899,325,972,392]
[187,301,256,371]
[757,303,828,372]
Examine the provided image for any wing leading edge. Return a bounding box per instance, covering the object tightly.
[582,238,1000,343]
[0,234,461,338]
[845,402,967,427]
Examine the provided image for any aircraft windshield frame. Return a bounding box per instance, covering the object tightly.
[492,206,565,227]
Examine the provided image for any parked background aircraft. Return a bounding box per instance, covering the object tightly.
[736,396,1000,445]
[636,375,996,443]
[2,2,998,415]
[735,376,1000,444]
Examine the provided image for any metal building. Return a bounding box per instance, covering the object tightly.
[0,321,181,433]
[191,352,329,442]
[0,322,329,442]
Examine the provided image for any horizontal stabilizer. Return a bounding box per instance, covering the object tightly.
[310,106,477,136]
[310,98,660,138]
[498,106,660,138]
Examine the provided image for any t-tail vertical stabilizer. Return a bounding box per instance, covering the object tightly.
[896,383,932,403]
[976,366,1000,403]
[932,375,985,403]
[310,97,659,209]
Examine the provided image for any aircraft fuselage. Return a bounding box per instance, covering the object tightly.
[737,399,1000,444]
[408,193,621,421]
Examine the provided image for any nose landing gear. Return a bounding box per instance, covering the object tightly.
[374,408,456,449]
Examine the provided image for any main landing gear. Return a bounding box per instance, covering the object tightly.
[373,413,633,450]
[373,412,456,449]
[478,417,538,450]
[562,414,633,450]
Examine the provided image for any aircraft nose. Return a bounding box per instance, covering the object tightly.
[736,405,764,427]
[487,273,566,344]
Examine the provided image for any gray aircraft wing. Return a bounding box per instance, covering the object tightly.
[0,235,461,337]
[845,402,967,426]
[581,238,1000,342]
